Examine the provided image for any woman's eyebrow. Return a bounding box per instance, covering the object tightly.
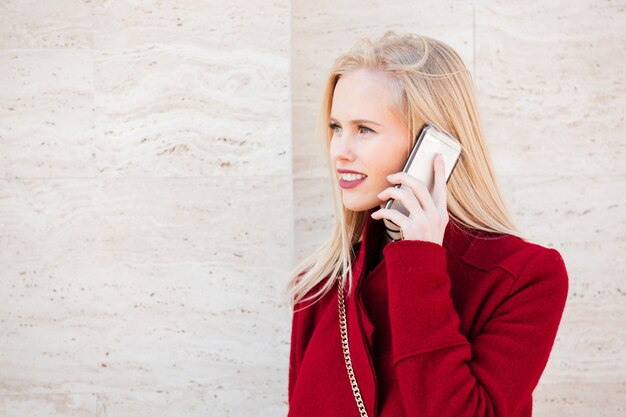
[329,117,383,126]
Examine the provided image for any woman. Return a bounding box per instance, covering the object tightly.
[285,31,568,417]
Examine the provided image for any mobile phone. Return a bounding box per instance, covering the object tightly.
[384,124,462,217]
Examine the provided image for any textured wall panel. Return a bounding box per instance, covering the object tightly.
[1,0,292,416]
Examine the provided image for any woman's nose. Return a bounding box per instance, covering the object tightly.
[333,134,356,159]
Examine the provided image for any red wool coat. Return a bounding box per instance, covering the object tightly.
[288,207,568,417]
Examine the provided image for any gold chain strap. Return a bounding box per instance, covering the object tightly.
[337,278,370,417]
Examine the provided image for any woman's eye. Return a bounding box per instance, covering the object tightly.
[359,125,374,134]
[329,123,342,133]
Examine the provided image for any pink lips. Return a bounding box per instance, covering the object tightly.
[338,174,367,189]
[339,177,366,189]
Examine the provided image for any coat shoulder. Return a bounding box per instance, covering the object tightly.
[460,231,564,279]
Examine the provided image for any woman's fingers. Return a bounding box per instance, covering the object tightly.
[370,207,407,229]
[385,172,437,215]
[377,184,422,215]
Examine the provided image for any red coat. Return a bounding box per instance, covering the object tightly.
[288,207,568,417]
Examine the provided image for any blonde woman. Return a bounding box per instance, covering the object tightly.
[285,31,568,417]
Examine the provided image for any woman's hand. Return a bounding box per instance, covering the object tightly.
[371,153,449,246]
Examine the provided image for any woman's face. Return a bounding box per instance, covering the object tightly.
[329,68,411,212]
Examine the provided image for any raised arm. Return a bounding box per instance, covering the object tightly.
[383,240,568,417]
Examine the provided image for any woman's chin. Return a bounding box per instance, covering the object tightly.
[341,197,380,213]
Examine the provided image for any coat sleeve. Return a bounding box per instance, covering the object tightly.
[382,240,569,417]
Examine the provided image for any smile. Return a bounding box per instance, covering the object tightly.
[340,173,367,181]
[339,174,367,189]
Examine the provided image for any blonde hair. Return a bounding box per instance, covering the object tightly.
[284,31,525,310]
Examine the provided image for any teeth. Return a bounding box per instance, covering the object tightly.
[340,173,366,181]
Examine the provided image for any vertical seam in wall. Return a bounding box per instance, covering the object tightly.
[473,5,476,77]
[289,0,295,269]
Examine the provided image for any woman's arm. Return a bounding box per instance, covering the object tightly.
[383,240,568,417]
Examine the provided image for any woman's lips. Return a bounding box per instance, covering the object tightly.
[339,176,366,189]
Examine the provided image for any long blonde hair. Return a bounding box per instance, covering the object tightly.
[285,31,525,310]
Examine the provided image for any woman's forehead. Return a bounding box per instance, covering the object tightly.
[332,70,398,120]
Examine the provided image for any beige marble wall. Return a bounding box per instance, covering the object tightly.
[292,1,625,416]
[1,0,624,416]
[1,0,292,416]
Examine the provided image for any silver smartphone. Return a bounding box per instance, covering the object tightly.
[384,124,462,217]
